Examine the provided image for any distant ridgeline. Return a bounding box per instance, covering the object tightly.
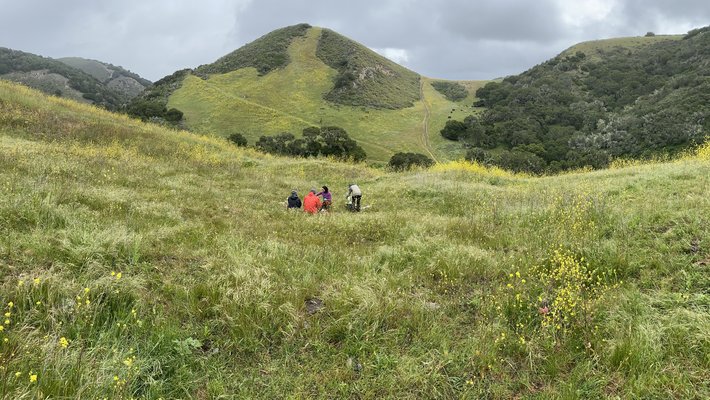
[442,26,710,173]
[0,48,150,110]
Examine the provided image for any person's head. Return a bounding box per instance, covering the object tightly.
[291,190,298,196]
[322,185,329,193]
[310,188,317,194]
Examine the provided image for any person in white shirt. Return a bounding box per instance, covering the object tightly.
[346,183,362,212]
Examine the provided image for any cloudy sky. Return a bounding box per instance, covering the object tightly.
[1,0,708,82]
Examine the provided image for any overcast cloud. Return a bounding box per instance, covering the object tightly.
[0,0,708,81]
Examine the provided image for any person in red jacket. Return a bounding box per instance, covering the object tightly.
[303,189,322,214]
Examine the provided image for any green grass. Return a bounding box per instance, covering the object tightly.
[316,28,421,109]
[168,27,477,164]
[561,35,683,61]
[2,81,710,398]
[197,23,312,76]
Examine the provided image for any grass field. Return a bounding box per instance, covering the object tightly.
[168,27,480,164]
[2,81,710,398]
[561,35,683,61]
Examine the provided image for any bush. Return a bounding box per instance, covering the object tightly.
[465,147,490,163]
[431,81,468,101]
[440,120,467,141]
[388,152,434,171]
[228,133,248,147]
[255,127,366,161]
[165,108,184,122]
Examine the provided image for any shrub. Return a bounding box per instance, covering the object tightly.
[465,147,490,163]
[388,152,434,171]
[255,127,366,161]
[431,81,468,101]
[165,108,184,122]
[440,120,467,141]
[228,133,248,147]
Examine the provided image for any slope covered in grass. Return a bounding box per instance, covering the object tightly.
[196,23,312,76]
[57,57,151,100]
[0,48,142,109]
[167,27,475,163]
[315,28,421,109]
[1,81,709,398]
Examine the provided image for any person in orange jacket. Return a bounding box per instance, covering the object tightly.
[303,188,322,214]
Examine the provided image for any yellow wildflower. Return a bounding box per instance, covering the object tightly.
[29,373,37,383]
[59,337,69,348]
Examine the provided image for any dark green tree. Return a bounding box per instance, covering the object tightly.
[228,133,248,147]
[388,152,434,171]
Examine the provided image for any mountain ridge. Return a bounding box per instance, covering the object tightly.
[0,47,151,109]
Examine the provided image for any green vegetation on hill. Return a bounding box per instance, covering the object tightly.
[255,126,367,161]
[196,23,312,76]
[163,27,472,162]
[58,57,151,88]
[0,47,130,109]
[316,29,421,109]
[127,69,190,123]
[445,28,709,173]
[1,81,709,398]
[431,80,468,101]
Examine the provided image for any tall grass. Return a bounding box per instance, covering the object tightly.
[1,81,709,398]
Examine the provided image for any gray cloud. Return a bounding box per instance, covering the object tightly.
[0,0,706,81]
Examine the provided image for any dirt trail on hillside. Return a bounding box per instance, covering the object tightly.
[420,80,439,163]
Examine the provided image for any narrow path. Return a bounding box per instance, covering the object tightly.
[419,80,439,163]
[205,80,396,157]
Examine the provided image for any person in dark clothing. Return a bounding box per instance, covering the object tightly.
[287,190,302,209]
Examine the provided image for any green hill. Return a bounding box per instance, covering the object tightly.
[0,48,150,109]
[57,57,151,100]
[445,27,709,173]
[1,80,709,398]
[133,24,481,163]
[315,28,421,109]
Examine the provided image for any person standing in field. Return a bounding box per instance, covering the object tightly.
[303,189,321,214]
[317,186,332,211]
[347,183,362,212]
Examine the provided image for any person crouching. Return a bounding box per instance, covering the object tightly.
[303,189,322,214]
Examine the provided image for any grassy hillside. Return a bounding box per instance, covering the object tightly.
[449,27,709,173]
[196,23,312,76]
[2,81,710,398]
[0,48,146,109]
[166,27,477,163]
[58,57,151,100]
[316,29,421,109]
[561,35,683,61]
